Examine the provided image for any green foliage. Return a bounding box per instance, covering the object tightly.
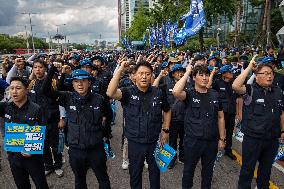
[149,0,189,24]
[271,7,284,45]
[204,0,238,25]
[126,5,151,41]
[250,0,265,7]
[178,36,217,51]
[225,32,251,46]
[0,34,49,52]
[71,43,92,50]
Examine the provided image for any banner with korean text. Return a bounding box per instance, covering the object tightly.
[4,122,46,154]
[154,143,176,172]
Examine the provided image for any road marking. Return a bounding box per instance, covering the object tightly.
[234,137,284,174]
[273,162,284,174]
[232,150,279,189]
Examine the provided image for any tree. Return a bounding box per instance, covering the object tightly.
[126,4,151,41]
[250,0,282,47]
[201,0,237,49]
[234,0,242,47]
[270,7,284,45]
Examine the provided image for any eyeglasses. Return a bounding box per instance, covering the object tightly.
[256,72,274,76]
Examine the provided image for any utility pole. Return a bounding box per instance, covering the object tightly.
[17,24,30,54]
[24,25,30,54]
[21,12,38,53]
[55,24,66,52]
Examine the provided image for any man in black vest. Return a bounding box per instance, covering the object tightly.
[28,60,63,177]
[107,61,171,189]
[42,66,111,189]
[233,56,284,189]
[173,64,225,189]
[153,64,187,168]
[0,77,49,189]
[212,65,238,160]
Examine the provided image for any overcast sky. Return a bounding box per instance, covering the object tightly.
[0,0,118,43]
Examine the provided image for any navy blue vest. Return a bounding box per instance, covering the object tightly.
[214,79,237,114]
[123,86,163,143]
[164,76,185,122]
[66,92,104,149]
[242,84,283,139]
[184,89,219,140]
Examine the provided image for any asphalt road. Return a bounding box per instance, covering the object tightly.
[0,102,283,189]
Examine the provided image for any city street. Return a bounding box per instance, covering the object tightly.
[0,103,283,189]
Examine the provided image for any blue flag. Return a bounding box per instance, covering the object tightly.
[122,37,129,49]
[162,21,170,48]
[174,0,206,45]
[156,24,163,47]
[143,33,147,44]
[149,27,156,49]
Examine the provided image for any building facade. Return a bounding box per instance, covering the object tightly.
[118,0,157,40]
[204,0,264,46]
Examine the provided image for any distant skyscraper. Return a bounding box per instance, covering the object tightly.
[118,0,155,41]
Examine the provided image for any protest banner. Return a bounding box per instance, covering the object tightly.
[154,143,176,172]
[4,122,46,154]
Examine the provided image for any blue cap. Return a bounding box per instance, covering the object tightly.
[71,69,92,80]
[239,55,249,61]
[0,79,9,89]
[219,65,233,74]
[169,64,186,78]
[71,54,81,61]
[161,62,169,69]
[169,53,176,57]
[257,56,274,65]
[207,65,215,72]
[213,51,220,56]
[91,56,106,64]
[207,56,216,62]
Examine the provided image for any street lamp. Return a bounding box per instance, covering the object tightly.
[217,28,222,49]
[21,12,38,53]
[55,24,66,52]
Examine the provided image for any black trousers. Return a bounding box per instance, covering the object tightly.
[128,140,160,189]
[8,153,49,189]
[68,143,111,189]
[238,135,279,189]
[224,112,235,153]
[43,122,62,170]
[182,138,218,189]
[103,102,113,139]
[169,120,184,162]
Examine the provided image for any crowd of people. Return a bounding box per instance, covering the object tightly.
[0,46,283,189]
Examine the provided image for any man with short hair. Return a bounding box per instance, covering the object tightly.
[107,61,171,189]
[0,76,49,189]
[173,64,225,189]
[233,56,284,189]
[29,60,63,177]
[42,65,111,189]
[213,65,238,160]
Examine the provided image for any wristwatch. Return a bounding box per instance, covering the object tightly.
[219,138,226,143]
[162,128,170,134]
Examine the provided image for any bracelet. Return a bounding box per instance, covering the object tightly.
[219,138,226,143]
